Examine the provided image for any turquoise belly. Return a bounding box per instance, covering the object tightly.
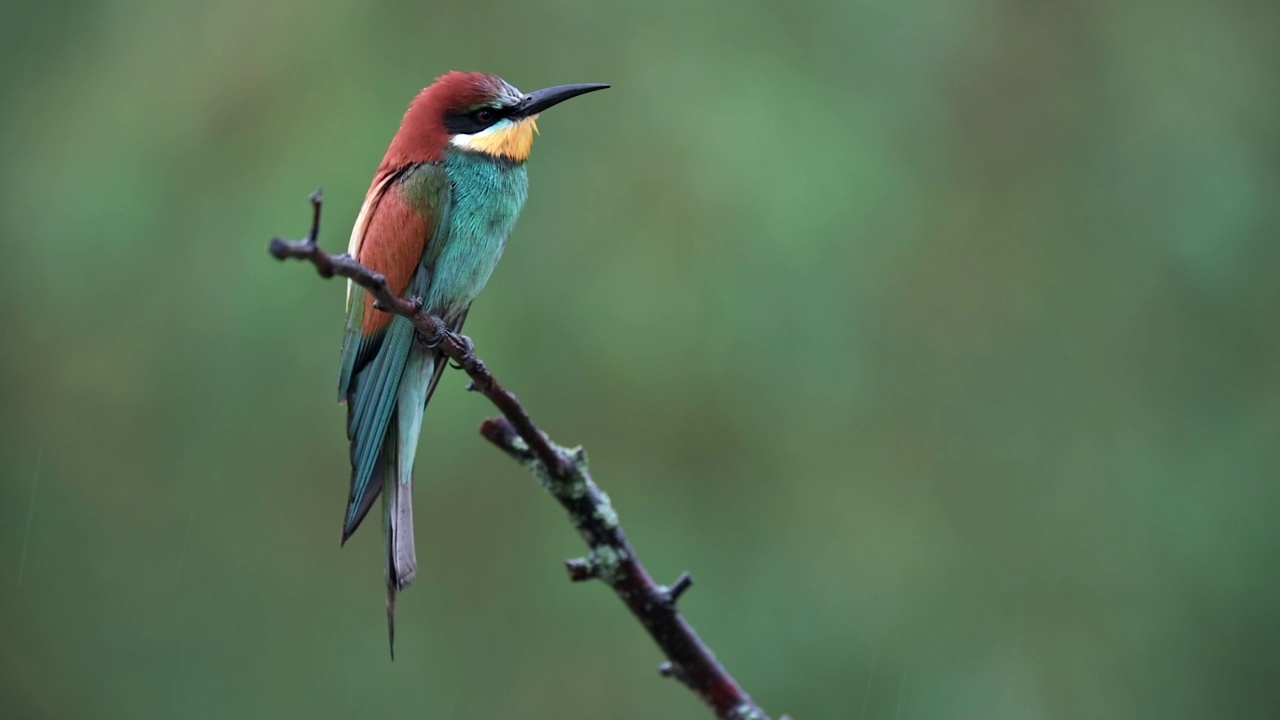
[427,150,529,316]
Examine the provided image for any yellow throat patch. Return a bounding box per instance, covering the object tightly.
[461,116,539,162]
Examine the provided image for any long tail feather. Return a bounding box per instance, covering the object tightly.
[369,308,469,658]
[385,473,415,658]
[375,416,401,658]
[383,342,436,657]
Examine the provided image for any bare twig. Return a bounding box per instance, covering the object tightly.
[270,191,779,720]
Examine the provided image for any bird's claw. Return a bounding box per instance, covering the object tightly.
[416,328,473,369]
[411,312,450,349]
[447,333,475,369]
[415,326,447,350]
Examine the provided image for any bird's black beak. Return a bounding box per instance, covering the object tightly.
[515,83,610,118]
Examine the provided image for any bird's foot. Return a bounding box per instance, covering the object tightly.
[415,316,450,350]
[447,333,474,369]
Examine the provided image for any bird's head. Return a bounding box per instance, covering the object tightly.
[383,72,609,167]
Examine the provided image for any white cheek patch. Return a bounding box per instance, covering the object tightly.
[450,118,512,151]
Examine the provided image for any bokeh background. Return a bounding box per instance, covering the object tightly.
[2,0,1278,717]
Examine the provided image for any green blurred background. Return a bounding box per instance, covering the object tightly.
[2,0,1278,717]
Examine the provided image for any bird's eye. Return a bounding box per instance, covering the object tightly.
[475,109,496,124]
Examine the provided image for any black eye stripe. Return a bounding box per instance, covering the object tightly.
[444,106,510,135]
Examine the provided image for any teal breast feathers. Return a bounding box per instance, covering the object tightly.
[427,149,529,315]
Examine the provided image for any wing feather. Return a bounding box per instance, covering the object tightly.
[339,162,451,540]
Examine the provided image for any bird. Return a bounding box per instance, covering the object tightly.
[336,72,608,656]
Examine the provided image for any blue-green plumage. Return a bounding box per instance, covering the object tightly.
[427,152,528,314]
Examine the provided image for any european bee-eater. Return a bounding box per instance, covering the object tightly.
[337,72,608,654]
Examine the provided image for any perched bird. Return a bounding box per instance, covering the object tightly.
[337,72,608,655]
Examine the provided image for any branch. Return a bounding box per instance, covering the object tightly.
[270,191,782,720]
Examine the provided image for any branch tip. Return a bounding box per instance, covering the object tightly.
[565,558,597,582]
[303,188,323,245]
[479,417,524,457]
[665,572,695,605]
